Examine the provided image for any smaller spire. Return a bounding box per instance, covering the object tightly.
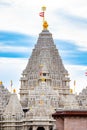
[4,92,24,120]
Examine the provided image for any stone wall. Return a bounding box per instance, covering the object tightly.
[64,117,87,130]
[55,117,87,130]
[56,118,64,130]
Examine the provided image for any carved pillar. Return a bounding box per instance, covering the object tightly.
[44,126,49,130]
[24,126,28,130]
[33,126,37,130]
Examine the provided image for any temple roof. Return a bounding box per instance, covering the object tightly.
[4,93,23,120]
[23,29,68,76]
[0,82,10,113]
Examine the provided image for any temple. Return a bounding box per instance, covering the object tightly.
[0,7,87,130]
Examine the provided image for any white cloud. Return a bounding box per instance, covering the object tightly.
[0,45,33,53]
[78,46,87,51]
[50,12,87,47]
[0,58,27,96]
[0,0,14,7]
[65,64,87,94]
[0,0,87,50]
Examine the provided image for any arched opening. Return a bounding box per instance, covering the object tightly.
[29,127,32,130]
[37,127,45,130]
[49,126,53,130]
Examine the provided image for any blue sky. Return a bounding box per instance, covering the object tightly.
[0,31,35,58]
[0,0,87,94]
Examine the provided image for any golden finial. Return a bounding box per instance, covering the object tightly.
[0,81,2,85]
[13,89,16,93]
[43,21,48,30]
[39,5,49,30]
[42,6,46,12]
[41,6,48,30]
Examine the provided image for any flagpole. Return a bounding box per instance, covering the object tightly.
[74,80,76,94]
[85,69,87,87]
[10,80,13,93]
[39,6,48,30]
[41,6,46,23]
